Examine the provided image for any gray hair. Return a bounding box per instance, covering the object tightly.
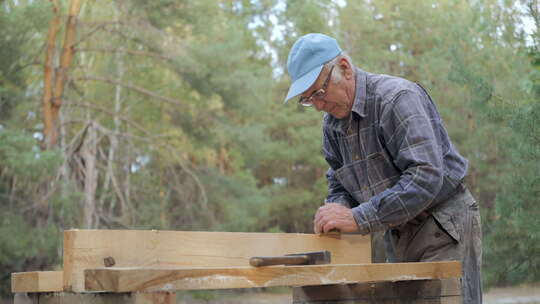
[324,52,353,84]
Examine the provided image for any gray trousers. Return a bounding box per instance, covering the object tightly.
[384,186,483,304]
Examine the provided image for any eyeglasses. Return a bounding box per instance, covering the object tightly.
[298,65,334,107]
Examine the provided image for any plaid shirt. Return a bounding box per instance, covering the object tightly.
[323,68,468,235]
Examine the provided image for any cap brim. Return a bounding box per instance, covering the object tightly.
[283,65,324,104]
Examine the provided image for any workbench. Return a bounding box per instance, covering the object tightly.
[12,229,462,303]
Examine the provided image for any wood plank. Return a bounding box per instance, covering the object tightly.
[14,292,176,304]
[84,261,461,292]
[11,271,63,293]
[293,278,461,303]
[64,229,370,292]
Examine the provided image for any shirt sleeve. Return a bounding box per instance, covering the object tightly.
[322,127,357,208]
[351,89,444,234]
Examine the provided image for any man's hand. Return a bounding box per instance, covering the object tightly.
[314,203,359,234]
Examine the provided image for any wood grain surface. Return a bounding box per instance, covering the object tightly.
[63,229,371,292]
[11,271,63,292]
[84,261,461,292]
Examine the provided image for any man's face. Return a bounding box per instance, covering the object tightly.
[298,65,353,119]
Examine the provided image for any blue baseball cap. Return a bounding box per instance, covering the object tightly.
[284,33,342,103]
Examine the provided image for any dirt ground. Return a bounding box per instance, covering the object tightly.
[482,283,540,304]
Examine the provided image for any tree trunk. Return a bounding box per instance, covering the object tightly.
[100,2,125,224]
[82,122,98,229]
[42,0,60,150]
[122,137,134,225]
[49,0,82,148]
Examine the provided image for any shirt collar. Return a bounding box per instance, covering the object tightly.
[352,67,367,118]
[325,67,368,134]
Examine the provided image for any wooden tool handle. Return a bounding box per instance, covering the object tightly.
[249,255,309,267]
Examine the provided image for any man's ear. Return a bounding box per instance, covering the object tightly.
[339,58,353,80]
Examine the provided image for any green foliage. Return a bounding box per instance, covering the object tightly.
[483,49,540,285]
[0,130,65,295]
[0,1,51,120]
[0,2,64,294]
[0,129,62,179]
[202,169,270,232]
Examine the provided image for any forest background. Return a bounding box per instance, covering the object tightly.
[0,0,539,298]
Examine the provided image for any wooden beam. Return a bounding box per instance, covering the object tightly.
[64,229,370,292]
[11,271,63,293]
[14,292,176,304]
[293,278,461,303]
[84,261,461,292]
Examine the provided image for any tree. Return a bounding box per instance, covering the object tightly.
[482,0,540,286]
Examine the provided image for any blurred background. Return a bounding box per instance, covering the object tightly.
[0,0,539,302]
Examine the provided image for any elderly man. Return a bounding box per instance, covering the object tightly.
[284,33,482,303]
